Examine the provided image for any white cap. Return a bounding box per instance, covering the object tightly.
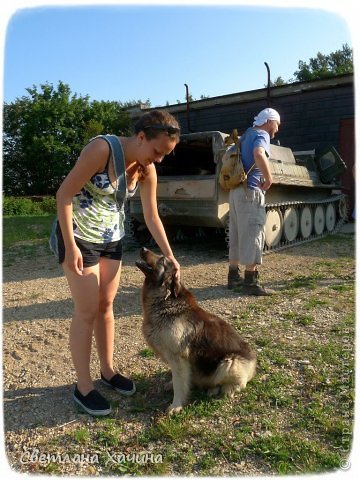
[253,108,281,127]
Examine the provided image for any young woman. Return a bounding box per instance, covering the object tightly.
[56,110,180,415]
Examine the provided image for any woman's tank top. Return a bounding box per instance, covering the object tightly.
[72,137,138,243]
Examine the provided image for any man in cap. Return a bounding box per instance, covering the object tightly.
[227,107,280,295]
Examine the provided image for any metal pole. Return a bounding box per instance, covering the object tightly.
[264,62,271,107]
[184,83,191,132]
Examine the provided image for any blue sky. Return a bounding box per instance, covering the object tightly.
[2,2,355,107]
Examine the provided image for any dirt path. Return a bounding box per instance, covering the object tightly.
[3,232,355,475]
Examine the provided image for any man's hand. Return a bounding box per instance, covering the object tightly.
[259,176,273,191]
[254,147,272,191]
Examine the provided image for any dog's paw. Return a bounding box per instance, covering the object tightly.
[167,404,184,415]
[222,384,242,398]
[207,386,221,397]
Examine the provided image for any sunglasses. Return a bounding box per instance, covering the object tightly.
[143,124,180,135]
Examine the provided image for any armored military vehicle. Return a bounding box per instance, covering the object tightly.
[128,131,347,252]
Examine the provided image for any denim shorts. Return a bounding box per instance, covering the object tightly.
[55,222,123,267]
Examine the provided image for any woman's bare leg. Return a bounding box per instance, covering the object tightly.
[63,263,100,395]
[94,257,122,379]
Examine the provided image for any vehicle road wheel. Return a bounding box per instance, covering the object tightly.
[282,207,299,242]
[325,203,336,232]
[313,205,325,235]
[299,206,313,239]
[338,197,349,220]
[265,209,283,248]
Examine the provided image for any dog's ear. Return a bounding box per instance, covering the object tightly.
[163,271,181,298]
[171,275,181,298]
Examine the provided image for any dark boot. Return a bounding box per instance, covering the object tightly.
[227,266,243,289]
[243,270,272,296]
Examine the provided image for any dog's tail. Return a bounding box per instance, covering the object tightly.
[213,356,256,390]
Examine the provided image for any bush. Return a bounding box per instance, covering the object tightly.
[38,196,57,214]
[2,196,56,216]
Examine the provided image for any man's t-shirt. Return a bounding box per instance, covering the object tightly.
[240,127,270,192]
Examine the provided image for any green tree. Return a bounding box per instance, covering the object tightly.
[3,81,132,196]
[269,76,286,87]
[89,100,132,138]
[293,43,353,82]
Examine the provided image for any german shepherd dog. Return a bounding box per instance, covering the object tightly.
[136,248,257,414]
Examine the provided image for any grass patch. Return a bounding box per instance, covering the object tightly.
[331,284,353,292]
[142,415,198,443]
[285,273,323,291]
[284,311,314,326]
[3,215,54,248]
[138,348,155,359]
[72,427,91,444]
[303,297,330,309]
[243,433,341,474]
[94,419,123,447]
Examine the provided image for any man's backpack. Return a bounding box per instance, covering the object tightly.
[219,129,255,191]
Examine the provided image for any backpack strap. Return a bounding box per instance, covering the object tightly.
[239,128,256,175]
[230,128,256,175]
[95,135,127,208]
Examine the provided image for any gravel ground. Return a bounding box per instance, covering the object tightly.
[2,229,355,475]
